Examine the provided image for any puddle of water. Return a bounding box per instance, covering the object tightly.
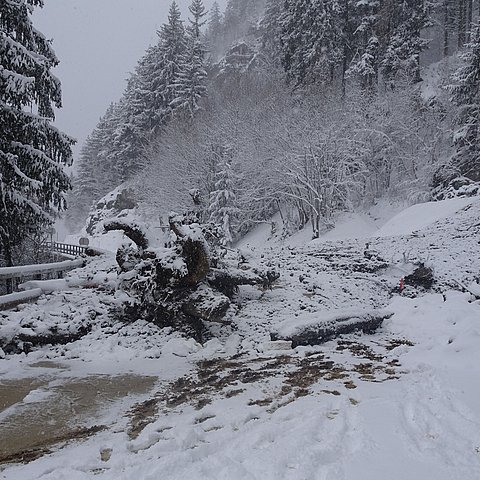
[0,374,156,463]
[0,379,47,414]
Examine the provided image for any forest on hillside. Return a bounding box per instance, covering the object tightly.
[5,0,480,258]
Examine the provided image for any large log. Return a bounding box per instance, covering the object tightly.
[208,267,280,297]
[271,309,393,348]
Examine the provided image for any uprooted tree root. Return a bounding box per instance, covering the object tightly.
[107,215,279,341]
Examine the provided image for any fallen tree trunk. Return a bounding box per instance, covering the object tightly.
[1,324,92,354]
[105,216,279,340]
[271,310,393,348]
[208,267,280,298]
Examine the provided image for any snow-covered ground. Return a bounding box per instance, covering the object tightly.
[1,196,480,479]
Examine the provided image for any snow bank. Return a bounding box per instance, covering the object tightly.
[18,273,117,294]
[375,196,479,237]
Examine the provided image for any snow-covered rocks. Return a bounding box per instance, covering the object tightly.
[85,187,137,238]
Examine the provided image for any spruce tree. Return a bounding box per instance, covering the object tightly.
[223,0,264,46]
[109,78,148,181]
[208,149,238,246]
[157,1,187,122]
[206,1,223,59]
[0,0,74,268]
[381,0,431,86]
[171,0,208,118]
[189,0,207,38]
[207,1,223,39]
[260,0,284,66]
[447,23,480,182]
[281,0,343,86]
[67,103,121,230]
[347,0,380,90]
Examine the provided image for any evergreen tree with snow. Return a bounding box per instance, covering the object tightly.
[447,23,480,182]
[260,0,283,66]
[208,148,238,246]
[206,2,223,54]
[347,0,380,91]
[171,0,208,119]
[157,2,188,122]
[0,0,73,268]
[109,78,149,181]
[381,0,431,86]
[281,0,343,86]
[67,103,122,231]
[223,0,265,46]
[189,0,208,38]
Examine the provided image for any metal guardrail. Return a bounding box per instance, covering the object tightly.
[0,240,109,310]
[0,252,86,303]
[45,242,87,257]
[0,259,85,281]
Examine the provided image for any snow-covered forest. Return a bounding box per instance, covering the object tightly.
[1,1,480,479]
[66,0,480,243]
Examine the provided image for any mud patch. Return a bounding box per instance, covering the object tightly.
[125,339,408,438]
[0,425,105,466]
[385,338,414,350]
[127,398,158,440]
[28,361,68,370]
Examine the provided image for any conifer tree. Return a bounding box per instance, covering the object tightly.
[381,0,431,86]
[208,148,238,246]
[157,1,187,122]
[171,0,208,118]
[109,78,149,181]
[67,103,122,230]
[223,0,265,46]
[189,0,208,38]
[447,23,480,182]
[347,0,380,90]
[207,1,223,39]
[260,0,284,66]
[281,0,343,86]
[0,0,73,267]
[442,0,456,56]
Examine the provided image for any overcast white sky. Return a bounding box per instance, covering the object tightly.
[33,0,226,157]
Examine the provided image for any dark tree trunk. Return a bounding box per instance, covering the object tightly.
[341,0,351,96]
[458,0,467,47]
[4,241,14,294]
[444,1,450,56]
[466,0,473,43]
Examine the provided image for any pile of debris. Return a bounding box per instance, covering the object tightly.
[106,214,279,341]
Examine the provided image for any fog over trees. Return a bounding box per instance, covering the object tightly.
[66,0,480,243]
[4,0,480,260]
